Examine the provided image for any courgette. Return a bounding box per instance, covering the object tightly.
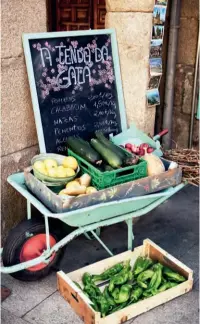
[90,139,122,168]
[95,132,128,160]
[67,137,102,165]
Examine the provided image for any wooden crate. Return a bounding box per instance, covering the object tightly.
[57,239,193,324]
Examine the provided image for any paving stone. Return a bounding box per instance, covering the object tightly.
[23,291,83,324]
[1,272,57,317]
[1,308,29,324]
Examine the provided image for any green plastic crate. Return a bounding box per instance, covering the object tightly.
[68,149,147,190]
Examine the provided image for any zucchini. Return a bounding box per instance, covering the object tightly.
[95,132,128,161]
[90,139,122,169]
[67,137,102,165]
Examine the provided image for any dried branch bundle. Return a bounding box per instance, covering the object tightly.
[163,149,199,186]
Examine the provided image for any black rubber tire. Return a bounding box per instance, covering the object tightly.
[2,218,63,281]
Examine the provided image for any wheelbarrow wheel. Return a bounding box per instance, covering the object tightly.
[2,218,62,281]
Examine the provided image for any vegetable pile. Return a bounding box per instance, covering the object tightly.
[67,132,140,170]
[58,173,97,197]
[123,143,155,156]
[74,257,186,317]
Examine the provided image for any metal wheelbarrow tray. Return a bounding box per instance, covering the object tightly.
[23,157,182,215]
[0,168,185,276]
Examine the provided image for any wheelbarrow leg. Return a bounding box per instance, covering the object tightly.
[90,230,113,256]
[27,200,32,220]
[84,228,101,240]
[126,219,134,251]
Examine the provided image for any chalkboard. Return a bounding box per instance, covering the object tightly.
[23,30,127,154]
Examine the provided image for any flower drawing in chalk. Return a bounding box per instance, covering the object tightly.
[45,41,49,47]
[71,40,78,48]
[32,44,37,48]
[51,68,55,73]
[92,69,96,74]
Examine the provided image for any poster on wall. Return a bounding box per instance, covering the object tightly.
[152,26,165,39]
[153,6,167,26]
[147,0,168,108]
[150,39,163,58]
[146,89,160,107]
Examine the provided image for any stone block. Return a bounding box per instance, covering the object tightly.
[177,18,198,65]
[1,145,39,243]
[143,107,156,136]
[172,109,190,148]
[1,0,47,58]
[182,70,194,114]
[174,64,185,107]
[181,0,199,18]
[1,56,38,156]
[105,12,152,47]
[105,12,153,131]
[106,0,155,12]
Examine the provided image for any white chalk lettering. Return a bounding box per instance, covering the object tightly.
[40,48,52,67]
[55,45,66,64]
[83,47,91,63]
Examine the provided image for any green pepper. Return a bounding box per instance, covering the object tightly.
[163,267,186,282]
[111,287,120,300]
[158,281,178,292]
[83,283,101,298]
[108,272,129,292]
[137,270,154,283]
[114,284,132,304]
[108,261,131,292]
[137,281,148,289]
[73,281,82,290]
[95,295,110,317]
[82,272,93,286]
[143,290,153,298]
[108,301,128,314]
[92,263,123,282]
[129,287,143,303]
[147,265,162,292]
[133,257,154,276]
[103,286,116,307]
[90,298,100,312]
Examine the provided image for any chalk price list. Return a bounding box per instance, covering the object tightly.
[51,92,119,153]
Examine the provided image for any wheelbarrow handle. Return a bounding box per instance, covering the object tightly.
[153,129,168,141]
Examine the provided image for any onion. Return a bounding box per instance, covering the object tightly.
[126,148,133,154]
[139,148,145,156]
[147,147,154,153]
[140,143,149,149]
[125,143,132,149]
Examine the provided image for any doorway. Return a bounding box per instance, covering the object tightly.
[47,0,106,32]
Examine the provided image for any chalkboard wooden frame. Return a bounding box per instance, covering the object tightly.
[23,29,127,153]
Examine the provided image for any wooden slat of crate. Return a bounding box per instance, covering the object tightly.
[57,239,193,324]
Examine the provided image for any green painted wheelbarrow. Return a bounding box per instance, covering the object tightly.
[0,169,184,281]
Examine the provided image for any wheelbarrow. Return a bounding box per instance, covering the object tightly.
[0,169,184,281]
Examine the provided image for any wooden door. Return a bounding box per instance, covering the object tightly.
[56,0,92,31]
[48,0,106,31]
[93,0,106,29]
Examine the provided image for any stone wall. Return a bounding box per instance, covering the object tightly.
[1,0,47,243]
[105,0,155,136]
[173,0,199,148]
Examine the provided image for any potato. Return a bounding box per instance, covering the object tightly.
[79,174,91,187]
[65,184,87,196]
[66,180,80,189]
[86,186,97,194]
